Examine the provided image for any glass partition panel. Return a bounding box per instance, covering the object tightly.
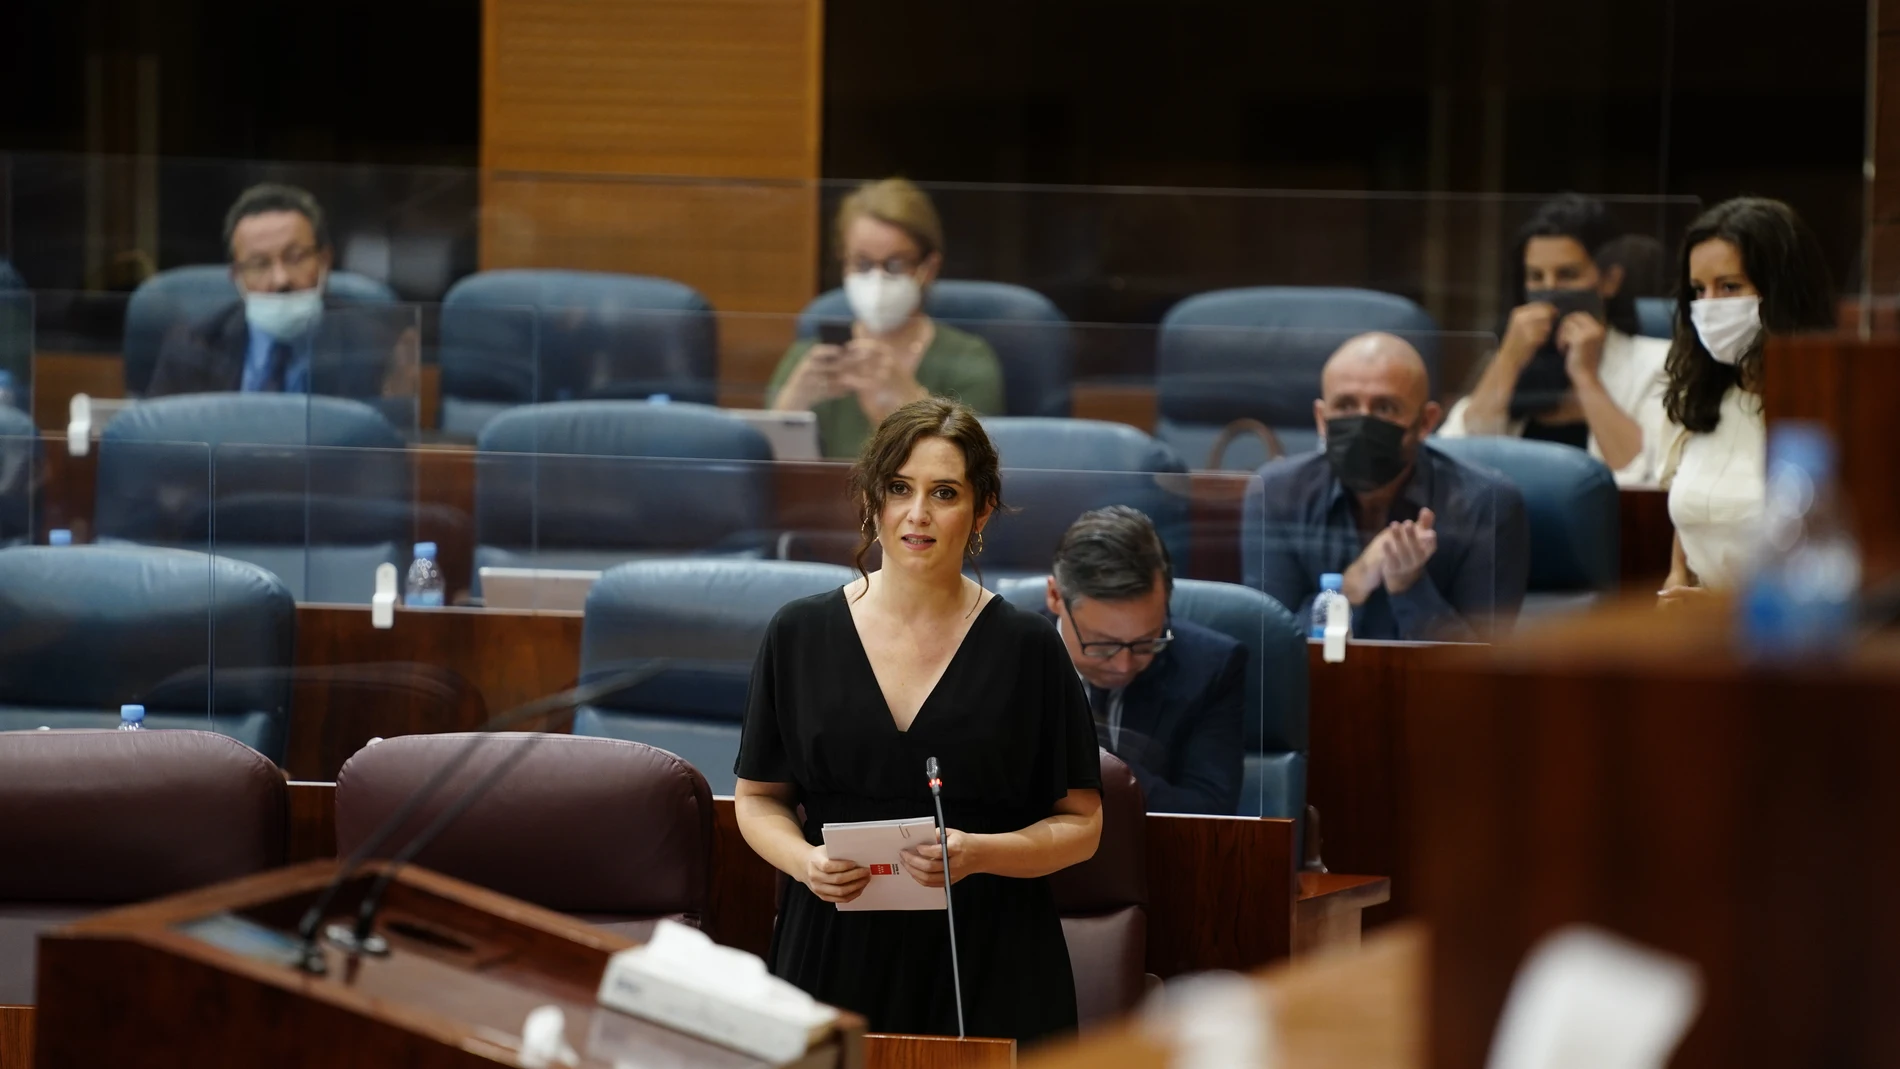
[0,290,29,418]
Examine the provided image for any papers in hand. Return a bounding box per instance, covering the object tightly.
[820,816,945,912]
[596,920,838,1063]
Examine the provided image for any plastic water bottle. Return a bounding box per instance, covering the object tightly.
[48,529,72,546]
[118,704,145,731]
[405,541,445,607]
[1310,573,1351,640]
[1740,422,1860,660]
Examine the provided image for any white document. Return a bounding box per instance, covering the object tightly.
[1486,925,1702,1069]
[820,817,945,912]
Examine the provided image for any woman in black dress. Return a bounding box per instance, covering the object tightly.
[733,398,1104,1044]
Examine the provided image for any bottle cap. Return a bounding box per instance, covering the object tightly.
[1320,573,1345,591]
[120,704,145,722]
[648,393,671,404]
[1768,421,1835,481]
[414,542,438,560]
[48,529,72,546]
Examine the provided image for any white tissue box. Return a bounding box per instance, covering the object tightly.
[596,922,837,1063]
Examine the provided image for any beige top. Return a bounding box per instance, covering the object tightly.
[1439,329,1672,486]
[1661,386,1765,591]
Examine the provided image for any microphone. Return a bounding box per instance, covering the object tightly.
[292,662,668,973]
[924,756,966,1039]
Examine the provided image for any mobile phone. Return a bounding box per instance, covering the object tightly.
[816,322,852,347]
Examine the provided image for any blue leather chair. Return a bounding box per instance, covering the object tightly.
[95,393,411,603]
[122,265,398,397]
[995,577,1306,819]
[474,401,776,581]
[0,546,297,761]
[0,404,34,547]
[1157,287,1440,469]
[1636,296,1675,340]
[571,559,854,793]
[439,270,717,437]
[981,417,1190,581]
[798,280,1072,418]
[1429,436,1618,616]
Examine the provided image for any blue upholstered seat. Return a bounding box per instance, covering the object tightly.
[1157,287,1440,468]
[122,265,398,397]
[95,393,410,603]
[474,401,776,580]
[439,269,717,436]
[0,404,34,547]
[995,577,1306,819]
[981,417,1191,580]
[1635,296,1675,340]
[571,559,854,793]
[0,545,296,761]
[1430,436,1619,616]
[799,280,1073,418]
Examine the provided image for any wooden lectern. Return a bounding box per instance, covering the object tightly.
[31,860,866,1068]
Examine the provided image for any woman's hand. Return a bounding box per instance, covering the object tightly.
[1498,301,1560,372]
[804,845,871,905]
[838,339,928,423]
[1557,311,1607,384]
[900,828,978,889]
[775,344,852,411]
[1657,568,1706,609]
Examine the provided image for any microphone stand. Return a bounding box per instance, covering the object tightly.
[925,756,966,1039]
[291,662,667,973]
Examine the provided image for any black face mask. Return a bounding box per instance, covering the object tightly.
[1510,288,1606,419]
[1323,414,1414,494]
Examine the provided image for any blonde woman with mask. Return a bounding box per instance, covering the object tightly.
[768,178,1004,459]
[1658,197,1835,601]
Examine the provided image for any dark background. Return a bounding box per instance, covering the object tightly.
[0,0,1869,331]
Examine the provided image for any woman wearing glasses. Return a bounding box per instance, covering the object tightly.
[766,178,1005,458]
[1043,506,1245,815]
[734,399,1102,1045]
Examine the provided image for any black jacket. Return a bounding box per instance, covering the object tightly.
[146,299,407,401]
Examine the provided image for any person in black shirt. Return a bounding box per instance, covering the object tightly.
[1243,332,1529,641]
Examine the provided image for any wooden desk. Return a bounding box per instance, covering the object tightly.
[0,1008,29,1069]
[1617,486,1673,588]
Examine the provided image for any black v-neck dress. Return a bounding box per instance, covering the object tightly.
[735,588,1102,1045]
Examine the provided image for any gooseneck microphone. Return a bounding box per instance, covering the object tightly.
[292,663,668,974]
[924,756,966,1039]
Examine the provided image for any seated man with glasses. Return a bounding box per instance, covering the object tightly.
[1042,506,1243,815]
[147,183,410,401]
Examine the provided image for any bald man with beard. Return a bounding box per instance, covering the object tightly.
[1242,332,1529,641]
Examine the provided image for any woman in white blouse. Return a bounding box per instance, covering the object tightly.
[1441,195,1672,486]
[1658,197,1835,599]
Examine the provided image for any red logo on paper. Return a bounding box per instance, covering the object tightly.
[870,864,895,876]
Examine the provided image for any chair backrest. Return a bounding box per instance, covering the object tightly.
[981,417,1190,577]
[1635,296,1674,340]
[1429,436,1619,594]
[94,393,411,602]
[0,546,297,761]
[1156,287,1440,466]
[798,280,1073,417]
[334,733,714,933]
[0,403,34,546]
[1049,750,1148,1026]
[573,560,854,793]
[123,265,398,396]
[474,401,775,560]
[995,576,1308,819]
[439,270,717,422]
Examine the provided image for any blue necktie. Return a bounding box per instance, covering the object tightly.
[261,341,294,392]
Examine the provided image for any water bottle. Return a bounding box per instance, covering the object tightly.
[1739,422,1860,660]
[1310,572,1351,640]
[48,529,72,546]
[0,370,16,411]
[405,541,445,607]
[118,704,145,731]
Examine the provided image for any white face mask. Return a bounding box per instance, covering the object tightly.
[243,275,326,341]
[844,269,921,335]
[1689,295,1761,366]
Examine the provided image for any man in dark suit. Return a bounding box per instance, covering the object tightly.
[1044,506,1244,815]
[147,183,411,402]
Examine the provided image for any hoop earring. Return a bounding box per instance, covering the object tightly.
[968,530,984,557]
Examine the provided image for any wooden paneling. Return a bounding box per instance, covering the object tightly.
[287,781,338,864]
[1071,384,1158,434]
[0,1006,30,1069]
[29,352,122,431]
[1617,486,1674,588]
[865,1034,1016,1069]
[1292,874,1390,958]
[1144,815,1296,977]
[708,797,780,958]
[481,0,826,386]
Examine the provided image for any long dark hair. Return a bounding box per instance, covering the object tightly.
[1663,197,1835,433]
[1508,193,1640,336]
[847,398,1004,588]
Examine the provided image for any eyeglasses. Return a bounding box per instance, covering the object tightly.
[234,245,320,284]
[1078,630,1173,659]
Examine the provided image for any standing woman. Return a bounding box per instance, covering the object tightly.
[734,398,1103,1043]
[767,179,1005,459]
[1659,197,1835,599]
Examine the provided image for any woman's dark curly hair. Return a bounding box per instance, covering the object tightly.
[847,397,1003,587]
[1664,197,1835,433]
